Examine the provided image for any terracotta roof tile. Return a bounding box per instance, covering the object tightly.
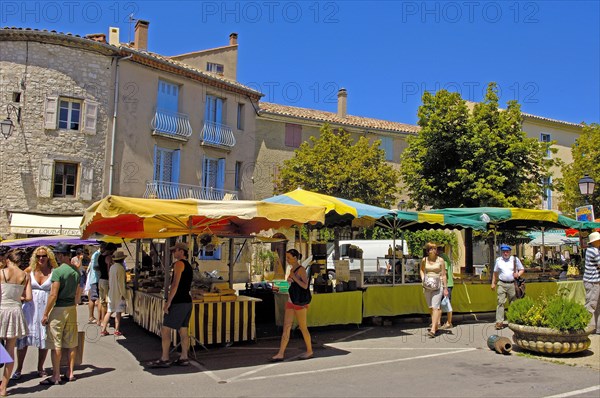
[259,102,419,134]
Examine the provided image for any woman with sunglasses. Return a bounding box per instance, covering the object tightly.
[11,246,58,380]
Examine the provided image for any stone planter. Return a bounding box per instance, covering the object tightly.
[508,323,594,355]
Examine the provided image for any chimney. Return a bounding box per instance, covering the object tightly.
[86,33,107,43]
[134,19,149,50]
[108,27,119,46]
[229,32,238,45]
[337,88,348,118]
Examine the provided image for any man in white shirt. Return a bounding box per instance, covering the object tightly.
[491,244,524,330]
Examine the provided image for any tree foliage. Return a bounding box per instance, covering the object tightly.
[556,123,600,217]
[273,124,399,208]
[400,82,554,210]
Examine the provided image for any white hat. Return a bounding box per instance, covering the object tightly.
[589,232,600,244]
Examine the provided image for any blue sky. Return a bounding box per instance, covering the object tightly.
[2,0,598,125]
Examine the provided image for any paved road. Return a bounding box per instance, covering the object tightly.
[5,305,600,397]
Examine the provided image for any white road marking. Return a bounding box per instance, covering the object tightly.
[223,347,476,383]
[544,385,600,398]
[189,359,221,382]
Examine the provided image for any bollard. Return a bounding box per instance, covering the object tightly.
[487,335,512,355]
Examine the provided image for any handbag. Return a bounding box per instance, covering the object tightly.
[441,295,452,312]
[422,274,441,291]
[288,267,312,306]
[513,257,526,299]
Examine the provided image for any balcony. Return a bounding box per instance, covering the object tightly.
[201,120,235,149]
[151,108,193,140]
[144,181,239,201]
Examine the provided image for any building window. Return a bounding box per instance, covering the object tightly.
[285,123,302,148]
[205,95,224,124]
[153,146,180,183]
[157,80,179,112]
[540,133,551,158]
[53,162,78,198]
[203,157,225,189]
[206,62,224,75]
[198,246,221,260]
[380,136,394,161]
[543,176,552,210]
[237,103,244,130]
[58,99,81,130]
[235,161,242,190]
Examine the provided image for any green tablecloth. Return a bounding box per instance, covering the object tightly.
[275,290,363,327]
[362,280,585,317]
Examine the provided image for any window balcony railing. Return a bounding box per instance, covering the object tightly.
[151,108,193,140]
[201,120,235,148]
[144,181,239,201]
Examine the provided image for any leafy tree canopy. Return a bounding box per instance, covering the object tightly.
[273,124,399,208]
[400,82,555,210]
[556,123,600,217]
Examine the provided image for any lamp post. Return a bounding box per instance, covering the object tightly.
[397,200,406,211]
[0,104,21,140]
[578,174,596,204]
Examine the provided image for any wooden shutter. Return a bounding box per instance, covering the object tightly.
[38,159,54,198]
[171,150,180,183]
[44,96,58,130]
[217,158,225,189]
[285,123,294,147]
[80,163,94,201]
[293,124,302,147]
[82,100,98,134]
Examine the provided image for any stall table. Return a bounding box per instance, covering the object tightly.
[362,280,585,317]
[131,289,260,346]
[274,291,363,327]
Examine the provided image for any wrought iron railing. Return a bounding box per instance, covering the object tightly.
[144,181,238,200]
[201,120,235,148]
[151,108,193,139]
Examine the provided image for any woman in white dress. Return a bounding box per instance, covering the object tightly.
[0,249,32,397]
[11,246,57,380]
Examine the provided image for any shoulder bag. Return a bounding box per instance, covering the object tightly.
[288,267,312,306]
[513,257,526,299]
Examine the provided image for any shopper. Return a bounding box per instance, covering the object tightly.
[420,242,448,338]
[147,242,193,368]
[12,246,58,380]
[100,251,127,337]
[584,232,600,334]
[271,249,313,361]
[0,249,32,396]
[491,244,524,330]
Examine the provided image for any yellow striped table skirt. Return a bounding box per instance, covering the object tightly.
[131,290,259,346]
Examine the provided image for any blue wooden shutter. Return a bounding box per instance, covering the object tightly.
[217,158,225,189]
[171,150,180,183]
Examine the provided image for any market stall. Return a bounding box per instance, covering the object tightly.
[362,280,585,317]
[274,291,363,327]
[80,195,325,346]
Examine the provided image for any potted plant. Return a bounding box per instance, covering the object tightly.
[254,248,277,282]
[506,292,593,355]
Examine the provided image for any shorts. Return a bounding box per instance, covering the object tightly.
[108,299,126,313]
[88,283,99,301]
[286,301,309,311]
[46,306,79,350]
[98,279,109,306]
[424,286,444,310]
[163,302,192,330]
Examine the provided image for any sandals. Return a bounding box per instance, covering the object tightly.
[114,330,123,336]
[440,323,453,330]
[172,358,190,366]
[88,318,97,324]
[38,370,48,377]
[10,372,21,380]
[147,359,171,368]
[61,375,77,382]
[297,354,313,360]
[100,330,110,336]
[39,377,61,386]
[427,331,438,338]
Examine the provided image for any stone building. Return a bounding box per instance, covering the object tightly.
[0,22,261,239]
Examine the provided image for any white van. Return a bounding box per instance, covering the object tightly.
[324,239,408,279]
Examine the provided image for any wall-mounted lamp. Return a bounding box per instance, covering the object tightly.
[0,104,21,140]
[397,199,406,211]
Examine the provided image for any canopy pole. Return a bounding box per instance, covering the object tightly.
[541,227,546,273]
[228,237,235,288]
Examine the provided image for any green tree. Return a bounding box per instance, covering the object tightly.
[274,124,399,208]
[400,82,554,209]
[556,123,600,217]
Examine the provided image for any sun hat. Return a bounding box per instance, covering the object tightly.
[53,242,72,254]
[588,232,600,244]
[112,251,127,261]
[169,242,189,252]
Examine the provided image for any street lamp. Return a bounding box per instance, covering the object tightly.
[578,174,595,204]
[0,104,21,140]
[397,200,406,211]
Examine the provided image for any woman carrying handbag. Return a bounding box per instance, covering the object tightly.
[271,249,313,362]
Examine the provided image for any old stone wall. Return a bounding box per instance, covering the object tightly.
[0,40,112,237]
